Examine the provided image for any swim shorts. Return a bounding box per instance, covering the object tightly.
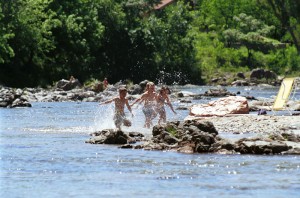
[142,106,156,118]
[114,112,131,127]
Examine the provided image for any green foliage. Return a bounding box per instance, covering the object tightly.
[84,78,100,87]
[193,31,249,81]
[222,13,277,67]
[1,0,300,87]
[166,125,177,137]
[152,1,199,84]
[265,46,300,74]
[0,4,15,64]
[259,0,300,54]
[286,46,300,73]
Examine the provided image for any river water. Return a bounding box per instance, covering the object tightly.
[1,86,300,197]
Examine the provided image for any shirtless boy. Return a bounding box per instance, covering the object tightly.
[156,86,176,125]
[131,82,157,128]
[100,87,133,131]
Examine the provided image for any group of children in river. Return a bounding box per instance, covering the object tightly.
[100,82,176,131]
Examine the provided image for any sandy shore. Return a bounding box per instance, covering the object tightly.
[193,115,300,135]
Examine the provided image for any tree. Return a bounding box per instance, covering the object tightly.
[223,13,277,68]
[152,1,199,84]
[0,0,58,86]
[259,0,300,54]
[0,2,14,65]
[47,0,106,82]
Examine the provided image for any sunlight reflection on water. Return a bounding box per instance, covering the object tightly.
[1,86,300,198]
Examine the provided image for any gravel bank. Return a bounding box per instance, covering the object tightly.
[196,115,300,135]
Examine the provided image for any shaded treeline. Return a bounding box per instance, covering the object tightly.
[0,0,300,87]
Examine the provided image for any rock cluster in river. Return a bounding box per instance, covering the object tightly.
[86,120,300,155]
[86,130,144,145]
[0,87,32,108]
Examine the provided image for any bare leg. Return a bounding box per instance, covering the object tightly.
[158,109,166,125]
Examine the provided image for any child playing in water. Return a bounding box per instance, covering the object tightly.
[100,87,133,131]
[131,82,157,128]
[156,86,176,125]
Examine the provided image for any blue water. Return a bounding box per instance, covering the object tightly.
[1,86,300,197]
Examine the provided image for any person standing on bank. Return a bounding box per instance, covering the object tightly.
[103,78,108,89]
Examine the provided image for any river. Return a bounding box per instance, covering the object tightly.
[1,86,299,197]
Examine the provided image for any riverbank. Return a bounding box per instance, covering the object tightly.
[191,114,300,135]
[2,82,299,154]
[86,113,300,155]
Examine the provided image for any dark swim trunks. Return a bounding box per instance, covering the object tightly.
[142,106,156,118]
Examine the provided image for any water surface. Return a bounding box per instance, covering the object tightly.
[1,86,299,197]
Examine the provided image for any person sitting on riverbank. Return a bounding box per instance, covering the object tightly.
[69,75,76,82]
[103,78,108,89]
[156,86,176,125]
[100,87,133,131]
[131,82,157,128]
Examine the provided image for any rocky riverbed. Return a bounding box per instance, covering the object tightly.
[2,78,299,155]
[86,114,300,155]
[189,114,300,135]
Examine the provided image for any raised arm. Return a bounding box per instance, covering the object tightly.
[99,97,115,105]
[130,94,145,107]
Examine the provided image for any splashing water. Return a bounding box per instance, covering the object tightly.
[92,79,186,136]
[93,103,115,131]
[130,104,153,136]
[92,100,184,137]
[156,70,189,86]
[92,101,154,136]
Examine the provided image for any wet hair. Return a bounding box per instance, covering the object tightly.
[159,86,171,94]
[145,81,154,91]
[147,82,154,88]
[119,87,127,93]
[159,86,166,93]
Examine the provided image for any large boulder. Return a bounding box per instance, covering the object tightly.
[236,140,290,154]
[86,130,144,144]
[139,80,150,91]
[86,129,130,144]
[250,68,265,79]
[250,68,277,80]
[264,70,277,80]
[128,84,143,95]
[139,120,220,153]
[187,96,249,118]
[203,88,235,97]
[236,72,246,79]
[56,79,81,91]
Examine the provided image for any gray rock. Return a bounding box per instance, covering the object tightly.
[236,140,290,154]
[128,84,143,95]
[236,72,245,79]
[86,129,130,144]
[250,68,265,79]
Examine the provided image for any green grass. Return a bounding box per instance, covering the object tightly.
[166,125,178,137]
